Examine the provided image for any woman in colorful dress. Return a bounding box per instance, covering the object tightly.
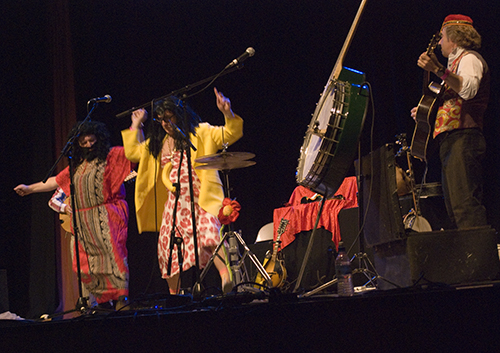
[14,120,133,308]
[122,87,243,294]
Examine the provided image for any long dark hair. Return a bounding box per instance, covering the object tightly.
[68,120,111,167]
[147,96,202,159]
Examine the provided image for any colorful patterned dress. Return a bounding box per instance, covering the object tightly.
[55,147,132,303]
[158,149,221,278]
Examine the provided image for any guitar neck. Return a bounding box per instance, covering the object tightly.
[271,219,289,262]
[422,71,431,95]
[327,0,368,83]
[422,31,442,94]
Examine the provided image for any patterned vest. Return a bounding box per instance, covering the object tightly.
[433,50,490,138]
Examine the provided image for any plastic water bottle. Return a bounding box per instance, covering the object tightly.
[335,241,354,296]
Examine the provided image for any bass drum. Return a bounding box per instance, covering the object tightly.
[296,67,369,197]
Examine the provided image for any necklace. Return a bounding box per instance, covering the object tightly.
[162,135,176,160]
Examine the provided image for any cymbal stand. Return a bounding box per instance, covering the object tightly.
[194,167,271,295]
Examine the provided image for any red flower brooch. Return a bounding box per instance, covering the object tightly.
[218,198,241,225]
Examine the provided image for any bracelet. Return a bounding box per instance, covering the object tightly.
[440,68,451,80]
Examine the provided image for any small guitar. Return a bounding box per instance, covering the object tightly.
[254,218,289,288]
[410,32,444,161]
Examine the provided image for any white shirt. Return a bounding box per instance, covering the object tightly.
[448,47,484,100]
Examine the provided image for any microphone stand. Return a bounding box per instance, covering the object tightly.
[166,145,185,283]
[115,65,244,119]
[42,103,103,318]
[165,119,202,294]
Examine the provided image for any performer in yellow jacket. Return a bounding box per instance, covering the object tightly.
[122,87,243,294]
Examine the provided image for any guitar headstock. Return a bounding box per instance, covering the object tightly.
[277,218,289,236]
[426,31,442,55]
[124,170,137,183]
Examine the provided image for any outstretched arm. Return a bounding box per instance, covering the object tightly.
[14,176,58,197]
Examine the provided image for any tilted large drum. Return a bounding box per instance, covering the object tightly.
[296,67,369,198]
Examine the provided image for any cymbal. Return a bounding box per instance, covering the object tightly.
[195,160,256,170]
[195,151,255,164]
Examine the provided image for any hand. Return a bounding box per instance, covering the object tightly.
[131,108,148,129]
[417,52,441,74]
[64,205,73,215]
[14,184,30,197]
[410,107,417,121]
[214,87,234,118]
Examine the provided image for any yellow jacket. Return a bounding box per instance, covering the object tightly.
[121,115,243,233]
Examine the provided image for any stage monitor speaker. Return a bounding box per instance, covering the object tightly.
[356,144,405,247]
[407,226,500,285]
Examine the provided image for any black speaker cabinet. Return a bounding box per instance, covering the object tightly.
[407,227,500,285]
[356,144,406,247]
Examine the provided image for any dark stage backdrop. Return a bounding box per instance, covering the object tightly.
[2,0,499,318]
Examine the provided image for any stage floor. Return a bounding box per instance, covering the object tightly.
[1,281,500,352]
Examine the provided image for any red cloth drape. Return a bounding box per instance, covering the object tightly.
[273,177,358,249]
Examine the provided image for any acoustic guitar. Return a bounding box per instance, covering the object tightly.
[410,32,444,161]
[254,218,289,289]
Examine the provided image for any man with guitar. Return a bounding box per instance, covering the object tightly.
[410,14,490,229]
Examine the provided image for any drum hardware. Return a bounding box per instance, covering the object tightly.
[301,253,380,298]
[195,159,256,170]
[195,229,272,296]
[195,150,256,171]
[294,0,370,294]
[195,151,255,164]
[193,148,271,296]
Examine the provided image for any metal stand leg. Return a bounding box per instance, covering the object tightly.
[194,230,272,296]
[301,251,399,298]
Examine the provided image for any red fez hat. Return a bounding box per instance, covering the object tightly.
[441,14,474,31]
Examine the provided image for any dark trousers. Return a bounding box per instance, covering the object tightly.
[439,128,487,229]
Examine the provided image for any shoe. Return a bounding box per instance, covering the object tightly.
[115,295,130,311]
[223,281,233,294]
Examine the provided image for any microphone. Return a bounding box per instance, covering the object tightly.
[225,47,255,69]
[88,95,112,104]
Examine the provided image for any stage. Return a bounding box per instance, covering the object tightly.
[1,281,500,352]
